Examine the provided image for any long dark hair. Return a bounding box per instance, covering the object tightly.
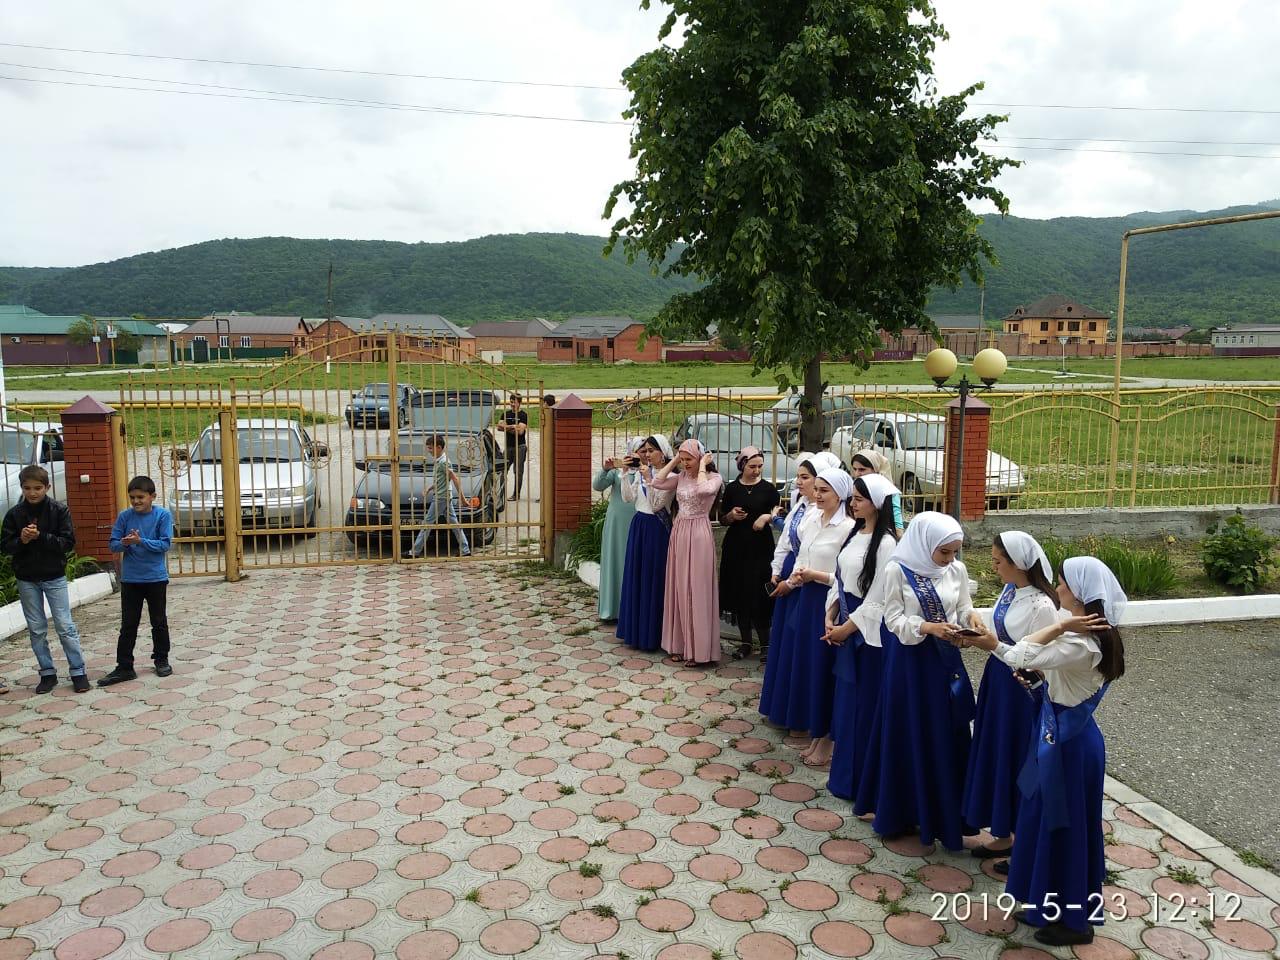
[642,436,670,465]
[994,534,1059,608]
[1056,562,1126,683]
[851,477,896,596]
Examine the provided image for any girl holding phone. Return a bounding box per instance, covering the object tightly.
[592,438,645,621]
[617,436,675,652]
[717,446,781,660]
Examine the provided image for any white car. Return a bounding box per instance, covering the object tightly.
[170,418,327,533]
[0,422,67,513]
[830,412,1024,511]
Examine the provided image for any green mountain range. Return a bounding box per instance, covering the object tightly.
[3,201,1278,329]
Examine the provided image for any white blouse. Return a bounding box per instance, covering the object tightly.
[994,627,1105,708]
[825,532,898,647]
[621,468,675,515]
[770,500,809,576]
[980,586,1061,649]
[877,560,975,645]
[792,509,856,575]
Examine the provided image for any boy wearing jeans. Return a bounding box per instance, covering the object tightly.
[1,465,90,694]
[408,435,471,558]
[100,475,173,685]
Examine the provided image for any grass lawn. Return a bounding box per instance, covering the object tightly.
[1011,356,1280,381]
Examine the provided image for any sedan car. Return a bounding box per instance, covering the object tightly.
[759,391,867,452]
[345,390,507,552]
[830,412,1024,511]
[346,383,417,428]
[169,419,327,533]
[671,413,799,494]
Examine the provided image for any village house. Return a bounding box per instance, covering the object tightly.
[304,314,476,361]
[537,316,661,363]
[171,314,311,361]
[1211,323,1280,357]
[0,305,168,365]
[1002,294,1110,345]
[469,318,557,355]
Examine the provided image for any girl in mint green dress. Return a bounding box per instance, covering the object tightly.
[593,437,644,620]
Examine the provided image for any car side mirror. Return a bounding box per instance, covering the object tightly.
[175,448,189,461]
[354,460,366,472]
[48,449,64,462]
[310,442,330,459]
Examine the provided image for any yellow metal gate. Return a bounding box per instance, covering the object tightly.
[119,332,550,578]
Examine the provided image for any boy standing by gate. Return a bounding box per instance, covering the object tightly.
[408,435,471,558]
[100,475,173,685]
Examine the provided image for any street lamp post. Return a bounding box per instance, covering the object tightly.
[1057,335,1069,376]
[923,347,1007,520]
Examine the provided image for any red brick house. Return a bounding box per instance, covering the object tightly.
[537,316,661,363]
[470,318,556,355]
[171,314,311,360]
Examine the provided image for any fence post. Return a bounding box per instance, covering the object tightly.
[540,388,555,562]
[1270,405,1280,505]
[943,394,991,521]
[218,408,242,582]
[551,394,593,541]
[59,396,122,565]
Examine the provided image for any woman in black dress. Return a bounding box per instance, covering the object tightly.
[718,446,781,660]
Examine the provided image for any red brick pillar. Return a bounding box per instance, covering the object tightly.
[552,394,593,535]
[943,394,991,521]
[59,396,124,564]
[1269,405,1280,505]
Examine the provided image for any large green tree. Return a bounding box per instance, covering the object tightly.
[606,0,1016,451]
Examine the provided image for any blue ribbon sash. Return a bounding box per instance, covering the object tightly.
[897,562,973,727]
[992,584,1016,644]
[787,502,807,554]
[1017,681,1109,832]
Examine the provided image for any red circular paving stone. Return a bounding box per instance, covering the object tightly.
[711,890,767,921]
[1101,885,1149,919]
[714,787,760,809]
[818,838,873,866]
[515,757,556,776]
[327,828,378,853]
[396,852,452,880]
[521,782,561,802]
[627,747,668,764]
[1210,918,1275,952]
[464,813,514,837]
[811,921,873,958]
[262,807,313,830]
[959,903,1017,936]
[0,895,59,927]
[548,871,604,901]
[312,944,375,960]
[756,846,808,873]
[20,777,71,799]
[193,812,246,837]
[851,873,906,902]
[885,912,946,947]
[883,835,934,858]
[639,770,682,789]
[53,927,125,960]
[255,835,311,863]
[395,821,446,846]
[163,877,224,909]
[69,798,121,821]
[735,814,781,839]
[101,849,160,878]
[916,863,972,892]
[120,819,174,844]
[1160,836,1205,861]
[771,782,818,803]
[321,860,378,890]
[670,822,720,847]
[794,808,842,831]
[144,918,211,953]
[736,932,797,960]
[396,888,454,921]
[476,879,530,910]
[559,910,619,945]
[593,800,639,823]
[395,931,459,960]
[479,919,540,955]
[582,775,626,795]
[206,785,255,807]
[1105,843,1159,869]
[232,907,295,942]
[1152,877,1211,905]
[620,862,675,889]
[656,946,714,960]
[178,842,236,870]
[335,774,382,796]
[316,897,377,931]
[0,938,34,960]
[0,806,50,828]
[732,736,771,754]
[1140,926,1210,960]
[539,837,589,863]
[1211,868,1261,897]
[655,794,700,816]
[637,898,696,933]
[468,844,521,872]
[689,854,742,882]
[457,763,501,782]
[331,800,380,822]
[46,826,102,851]
[572,752,613,771]
[530,808,577,831]
[606,829,656,854]
[1073,937,1136,960]
[21,858,82,887]
[782,880,839,911]
[244,869,303,900]
[460,787,506,808]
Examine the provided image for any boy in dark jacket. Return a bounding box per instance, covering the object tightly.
[0,465,90,693]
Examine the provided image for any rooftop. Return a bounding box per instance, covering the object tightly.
[183,315,310,335]
[0,314,167,337]
[469,318,557,338]
[1003,294,1110,321]
[365,314,474,339]
[550,315,640,338]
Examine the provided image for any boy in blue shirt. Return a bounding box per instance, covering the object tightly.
[100,476,173,685]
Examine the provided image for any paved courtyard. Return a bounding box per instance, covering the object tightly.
[1,565,1278,960]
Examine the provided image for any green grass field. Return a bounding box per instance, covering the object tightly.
[1010,356,1280,382]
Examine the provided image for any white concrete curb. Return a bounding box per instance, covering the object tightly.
[970,594,1280,627]
[0,572,115,642]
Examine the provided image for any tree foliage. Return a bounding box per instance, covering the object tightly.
[605,0,1015,445]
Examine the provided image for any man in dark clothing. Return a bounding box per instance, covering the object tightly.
[497,393,529,500]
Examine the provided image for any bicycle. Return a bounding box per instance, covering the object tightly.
[604,394,645,422]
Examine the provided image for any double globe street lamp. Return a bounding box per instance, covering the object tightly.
[923,346,1008,520]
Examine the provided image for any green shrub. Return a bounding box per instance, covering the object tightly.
[0,552,102,606]
[1202,511,1277,593]
[1039,535,1176,598]
[565,498,610,573]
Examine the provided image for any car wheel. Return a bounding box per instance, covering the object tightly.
[398,408,408,428]
[901,474,926,515]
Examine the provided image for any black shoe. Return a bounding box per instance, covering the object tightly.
[1034,923,1094,947]
[733,643,752,660]
[155,661,173,677]
[35,675,57,694]
[97,668,138,687]
[971,842,1014,859]
[72,675,91,693]
[993,859,1010,876]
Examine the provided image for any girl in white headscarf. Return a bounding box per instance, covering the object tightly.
[848,448,905,537]
[593,437,646,621]
[956,555,1124,948]
[617,435,675,652]
[961,531,1061,863]
[759,465,854,766]
[853,511,978,851]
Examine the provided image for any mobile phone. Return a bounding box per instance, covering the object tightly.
[764,583,778,598]
[955,628,983,638]
[1015,668,1044,690]
[624,457,641,468]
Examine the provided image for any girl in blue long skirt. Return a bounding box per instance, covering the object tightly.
[958,556,1125,948]
[962,531,1060,861]
[616,436,675,652]
[822,474,899,800]
[853,512,977,851]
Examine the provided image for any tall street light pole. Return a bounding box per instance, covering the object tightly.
[924,347,1007,520]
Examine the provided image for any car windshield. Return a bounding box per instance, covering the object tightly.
[700,421,786,458]
[0,428,36,464]
[410,391,496,432]
[897,420,945,450]
[360,385,392,398]
[364,434,484,473]
[771,395,800,411]
[190,427,305,463]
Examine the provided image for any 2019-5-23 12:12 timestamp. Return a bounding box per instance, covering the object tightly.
[929,891,1244,923]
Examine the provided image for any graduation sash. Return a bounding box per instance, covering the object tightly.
[1017,681,1108,832]
[992,584,1016,644]
[898,562,974,729]
[831,528,865,683]
[786,502,808,553]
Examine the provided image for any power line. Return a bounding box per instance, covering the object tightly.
[976,101,1280,116]
[999,135,1280,148]
[981,142,1280,160]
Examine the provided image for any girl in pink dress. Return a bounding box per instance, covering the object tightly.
[651,439,724,665]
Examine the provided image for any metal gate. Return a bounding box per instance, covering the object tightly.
[119,331,550,578]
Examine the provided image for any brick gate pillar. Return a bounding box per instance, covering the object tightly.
[59,396,125,564]
[943,394,991,521]
[1270,404,1280,505]
[551,394,593,536]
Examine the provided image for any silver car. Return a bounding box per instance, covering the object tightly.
[170,419,327,532]
[671,414,799,493]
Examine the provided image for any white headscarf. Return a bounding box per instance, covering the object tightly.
[815,467,852,524]
[791,451,820,502]
[891,511,964,579]
[625,436,646,457]
[1063,557,1128,625]
[651,435,674,461]
[999,530,1053,583]
[856,473,900,510]
[809,451,842,474]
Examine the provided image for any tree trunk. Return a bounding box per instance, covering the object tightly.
[799,354,824,454]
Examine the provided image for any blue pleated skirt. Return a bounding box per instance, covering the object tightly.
[828,624,891,801]
[615,513,669,652]
[758,580,836,737]
[1006,713,1106,933]
[962,656,1042,838]
[853,631,976,850]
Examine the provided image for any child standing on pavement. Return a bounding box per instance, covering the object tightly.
[100,476,174,686]
[1,465,91,694]
[409,435,472,558]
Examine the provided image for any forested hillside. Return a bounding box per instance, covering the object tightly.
[4,201,1278,328]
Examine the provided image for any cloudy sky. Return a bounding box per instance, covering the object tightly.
[3,0,1278,266]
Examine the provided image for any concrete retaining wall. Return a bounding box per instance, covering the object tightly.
[967,504,1280,545]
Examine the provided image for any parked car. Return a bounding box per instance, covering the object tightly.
[671,413,799,494]
[345,390,508,552]
[346,383,417,428]
[830,412,1025,511]
[758,391,867,452]
[0,422,66,513]
[169,419,326,533]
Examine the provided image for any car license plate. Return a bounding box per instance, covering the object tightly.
[211,507,263,521]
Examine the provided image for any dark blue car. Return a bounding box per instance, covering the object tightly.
[345,383,417,428]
